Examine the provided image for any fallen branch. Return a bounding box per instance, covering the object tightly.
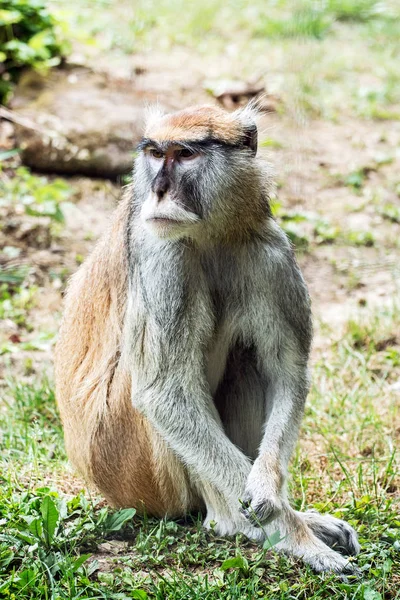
[0,105,57,138]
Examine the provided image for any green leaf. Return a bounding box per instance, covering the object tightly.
[220,554,249,572]
[14,530,37,545]
[28,29,54,52]
[14,568,37,590]
[103,508,136,532]
[25,201,64,223]
[4,40,36,64]
[40,496,59,547]
[28,517,43,540]
[0,149,20,161]
[132,591,148,600]
[364,588,382,600]
[71,553,91,572]
[382,558,392,574]
[0,9,22,26]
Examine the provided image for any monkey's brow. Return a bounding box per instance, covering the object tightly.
[137,137,238,152]
[137,138,205,152]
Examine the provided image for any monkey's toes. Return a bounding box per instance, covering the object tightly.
[309,551,361,577]
[240,496,282,526]
[302,510,360,557]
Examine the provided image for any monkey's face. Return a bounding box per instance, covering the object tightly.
[138,142,204,240]
[134,105,261,242]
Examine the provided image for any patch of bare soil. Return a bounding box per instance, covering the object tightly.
[264,114,400,346]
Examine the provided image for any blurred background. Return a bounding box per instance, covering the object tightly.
[1,0,400,379]
[0,1,399,597]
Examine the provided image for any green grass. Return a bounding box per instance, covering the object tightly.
[54,0,394,47]
[51,0,400,120]
[0,305,399,599]
[270,202,380,251]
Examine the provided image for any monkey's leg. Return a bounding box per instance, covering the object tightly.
[61,362,201,518]
[89,396,200,517]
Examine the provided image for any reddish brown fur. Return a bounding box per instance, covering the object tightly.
[55,189,199,516]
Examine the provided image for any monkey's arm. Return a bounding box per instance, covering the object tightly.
[136,368,250,490]
[242,348,310,524]
[242,228,312,525]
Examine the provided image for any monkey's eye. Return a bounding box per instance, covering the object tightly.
[177,148,197,160]
[148,148,164,159]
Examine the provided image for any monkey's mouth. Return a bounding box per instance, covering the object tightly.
[147,217,182,226]
[142,207,201,239]
[144,216,194,239]
[145,213,200,229]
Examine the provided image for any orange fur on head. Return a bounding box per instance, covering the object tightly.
[144,104,253,145]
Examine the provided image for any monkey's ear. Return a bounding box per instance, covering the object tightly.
[243,123,258,156]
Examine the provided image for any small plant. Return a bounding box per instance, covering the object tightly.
[327,0,384,22]
[356,84,400,120]
[345,230,375,247]
[314,219,340,244]
[344,168,368,191]
[260,137,284,149]
[345,310,399,352]
[0,0,70,104]
[256,6,333,40]
[0,166,72,223]
[0,278,37,331]
[271,201,311,250]
[379,203,400,224]
[0,487,137,599]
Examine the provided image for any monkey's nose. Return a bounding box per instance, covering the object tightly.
[152,173,170,201]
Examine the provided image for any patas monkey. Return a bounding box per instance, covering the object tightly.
[55,104,360,573]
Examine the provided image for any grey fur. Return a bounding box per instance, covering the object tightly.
[120,122,360,573]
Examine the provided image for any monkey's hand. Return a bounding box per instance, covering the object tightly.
[240,457,284,525]
[203,510,266,543]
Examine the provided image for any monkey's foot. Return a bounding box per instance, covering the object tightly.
[259,507,361,575]
[300,510,360,557]
[294,542,360,575]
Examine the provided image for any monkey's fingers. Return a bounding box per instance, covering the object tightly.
[239,496,282,526]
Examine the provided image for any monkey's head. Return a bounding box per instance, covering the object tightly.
[134,104,270,242]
